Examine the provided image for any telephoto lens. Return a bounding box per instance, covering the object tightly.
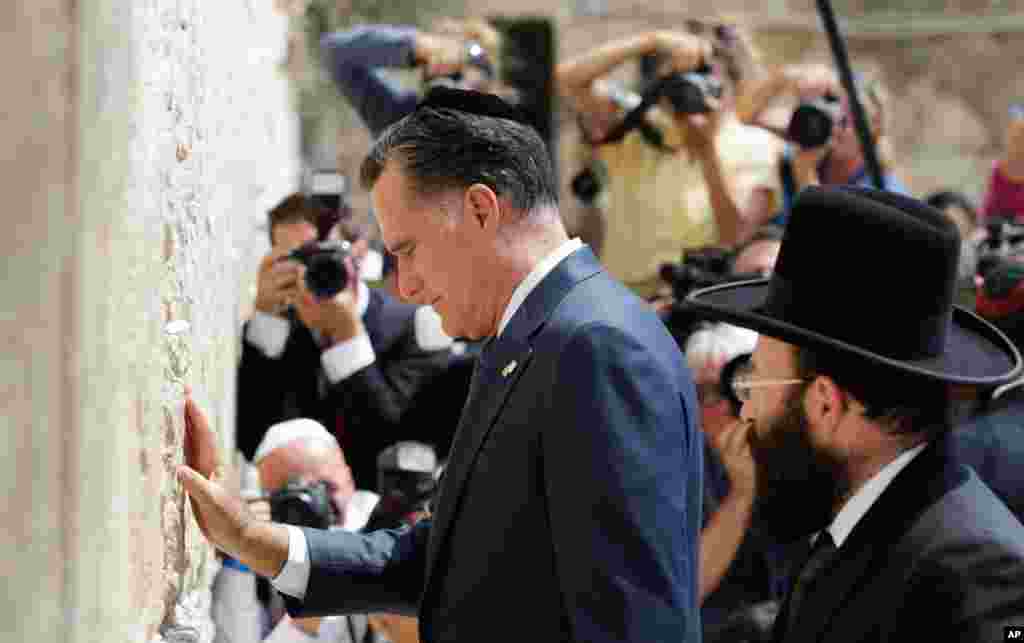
[283,240,352,299]
[787,94,842,148]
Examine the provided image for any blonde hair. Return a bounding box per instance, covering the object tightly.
[433,17,502,80]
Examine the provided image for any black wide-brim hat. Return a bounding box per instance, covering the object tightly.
[685,186,1022,386]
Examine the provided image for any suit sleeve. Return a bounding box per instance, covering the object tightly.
[319,25,421,137]
[542,323,701,642]
[909,525,1024,641]
[326,322,454,446]
[237,324,295,461]
[284,520,431,619]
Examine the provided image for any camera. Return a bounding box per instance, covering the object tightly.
[308,170,347,216]
[659,247,735,301]
[363,441,439,531]
[976,217,1024,279]
[659,65,722,115]
[787,93,843,148]
[307,169,352,241]
[269,479,339,529]
[570,160,609,206]
[659,247,765,345]
[283,240,352,300]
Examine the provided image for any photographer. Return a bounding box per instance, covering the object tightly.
[685,325,790,642]
[557,24,781,297]
[320,19,503,138]
[213,419,380,642]
[734,64,907,243]
[236,193,459,489]
[981,105,1024,221]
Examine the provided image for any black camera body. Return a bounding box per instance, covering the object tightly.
[659,247,764,346]
[660,66,723,115]
[269,479,338,529]
[363,442,440,532]
[787,93,842,149]
[571,159,610,206]
[660,247,735,302]
[283,240,352,300]
[976,217,1024,279]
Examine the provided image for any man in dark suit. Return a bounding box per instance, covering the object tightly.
[686,186,1024,642]
[179,87,703,642]
[237,193,459,488]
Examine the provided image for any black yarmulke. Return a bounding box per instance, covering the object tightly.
[418,86,532,127]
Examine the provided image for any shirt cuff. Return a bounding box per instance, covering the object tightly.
[321,332,376,384]
[271,525,311,600]
[246,312,291,359]
[265,616,322,643]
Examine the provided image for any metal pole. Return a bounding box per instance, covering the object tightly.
[815,0,885,190]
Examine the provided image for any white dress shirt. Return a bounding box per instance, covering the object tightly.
[824,442,928,548]
[272,237,586,600]
[497,238,583,338]
[247,281,376,384]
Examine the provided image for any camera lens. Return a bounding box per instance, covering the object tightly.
[788,104,833,148]
[306,251,348,299]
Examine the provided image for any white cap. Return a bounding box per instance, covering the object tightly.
[253,418,339,464]
[376,440,437,473]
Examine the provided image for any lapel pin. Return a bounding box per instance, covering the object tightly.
[502,360,518,378]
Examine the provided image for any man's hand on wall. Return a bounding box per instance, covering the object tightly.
[178,389,289,578]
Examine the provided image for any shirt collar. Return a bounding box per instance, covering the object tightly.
[497,238,583,338]
[356,280,371,318]
[826,442,928,548]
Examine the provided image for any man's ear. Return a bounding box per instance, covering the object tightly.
[464,183,502,231]
[807,375,847,438]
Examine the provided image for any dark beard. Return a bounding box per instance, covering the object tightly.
[748,387,848,544]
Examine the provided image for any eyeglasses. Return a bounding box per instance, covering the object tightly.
[732,376,809,402]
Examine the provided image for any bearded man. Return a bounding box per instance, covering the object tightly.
[687,185,1024,642]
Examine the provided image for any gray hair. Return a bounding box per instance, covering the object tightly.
[360,106,558,214]
[685,323,758,373]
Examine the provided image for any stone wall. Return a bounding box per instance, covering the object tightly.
[1,2,300,641]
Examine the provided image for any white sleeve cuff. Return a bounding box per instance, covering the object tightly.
[271,525,311,600]
[321,332,376,384]
[414,305,454,351]
[246,312,291,359]
[264,616,321,643]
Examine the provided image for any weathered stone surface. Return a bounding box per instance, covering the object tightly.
[3,2,299,641]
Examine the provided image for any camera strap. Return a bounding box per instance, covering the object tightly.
[591,78,674,151]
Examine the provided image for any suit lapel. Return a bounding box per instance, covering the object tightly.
[421,247,602,605]
[776,439,968,643]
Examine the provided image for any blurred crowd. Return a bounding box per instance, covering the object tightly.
[213,14,1024,643]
